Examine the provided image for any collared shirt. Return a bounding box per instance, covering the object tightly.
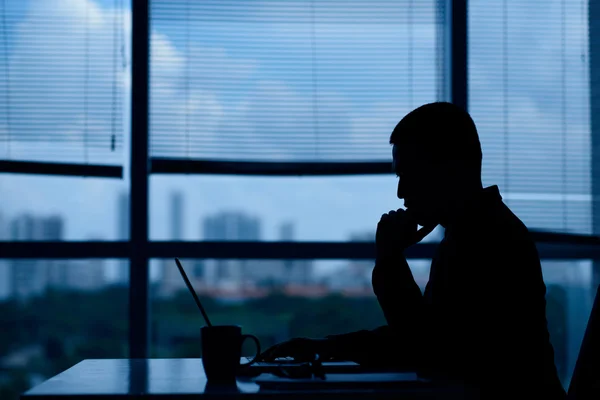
[328,186,565,398]
[423,187,561,387]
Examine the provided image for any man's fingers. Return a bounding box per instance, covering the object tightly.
[379,210,399,224]
[265,341,298,360]
[261,344,283,361]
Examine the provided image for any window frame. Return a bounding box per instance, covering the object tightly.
[1,0,600,359]
[0,160,123,177]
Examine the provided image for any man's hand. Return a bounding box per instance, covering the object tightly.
[260,338,330,362]
[376,209,436,260]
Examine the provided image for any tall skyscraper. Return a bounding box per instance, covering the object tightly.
[170,191,183,240]
[115,192,129,285]
[10,215,64,299]
[117,192,129,240]
[203,212,261,241]
[42,216,63,240]
[280,222,294,241]
[160,191,187,297]
[43,216,68,289]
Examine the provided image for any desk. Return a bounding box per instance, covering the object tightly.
[21,359,474,399]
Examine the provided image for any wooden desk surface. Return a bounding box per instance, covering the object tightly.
[21,359,472,399]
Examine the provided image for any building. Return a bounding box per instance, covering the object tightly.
[170,191,183,240]
[278,222,313,286]
[115,192,129,285]
[10,214,64,300]
[203,212,261,242]
[43,216,67,289]
[159,191,187,298]
[202,217,314,291]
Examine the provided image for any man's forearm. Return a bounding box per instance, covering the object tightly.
[320,256,425,366]
[372,255,424,331]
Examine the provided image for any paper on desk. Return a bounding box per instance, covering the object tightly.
[254,372,423,390]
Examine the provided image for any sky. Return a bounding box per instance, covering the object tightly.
[0,0,593,248]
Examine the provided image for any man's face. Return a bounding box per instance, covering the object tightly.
[392,144,445,226]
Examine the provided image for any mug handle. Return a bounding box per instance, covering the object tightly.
[239,334,261,368]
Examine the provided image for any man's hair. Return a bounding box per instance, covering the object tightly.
[390,102,482,170]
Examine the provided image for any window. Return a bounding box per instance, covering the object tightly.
[468,0,591,234]
[149,0,445,165]
[0,0,131,240]
[0,0,129,174]
[0,175,129,241]
[1,1,598,398]
[150,257,587,388]
[0,259,129,400]
[541,260,593,387]
[151,258,430,358]
[148,0,446,242]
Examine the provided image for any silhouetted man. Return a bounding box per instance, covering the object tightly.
[262,102,566,398]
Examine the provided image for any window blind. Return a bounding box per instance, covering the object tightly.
[149,0,445,165]
[0,0,126,170]
[469,0,591,234]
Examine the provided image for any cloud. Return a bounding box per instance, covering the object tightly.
[209,80,359,161]
[150,41,257,159]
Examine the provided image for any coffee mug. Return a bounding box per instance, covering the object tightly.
[201,325,261,382]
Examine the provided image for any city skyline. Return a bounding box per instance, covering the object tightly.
[0,189,397,300]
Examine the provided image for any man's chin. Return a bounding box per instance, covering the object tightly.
[405,207,436,227]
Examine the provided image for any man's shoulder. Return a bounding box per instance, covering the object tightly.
[475,204,542,267]
[455,201,535,252]
[481,199,530,235]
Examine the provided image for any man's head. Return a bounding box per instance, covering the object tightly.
[390,102,483,226]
